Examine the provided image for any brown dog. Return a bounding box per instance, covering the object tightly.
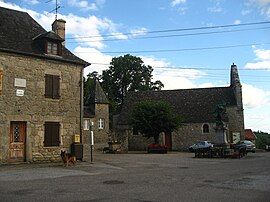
[60,150,76,166]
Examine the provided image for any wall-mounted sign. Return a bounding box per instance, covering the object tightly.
[16,89,24,96]
[14,78,26,88]
[0,69,3,95]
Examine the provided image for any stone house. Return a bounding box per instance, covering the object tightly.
[0,7,89,163]
[116,64,245,151]
[83,79,109,154]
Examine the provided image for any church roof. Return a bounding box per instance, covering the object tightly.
[0,7,89,66]
[117,86,237,125]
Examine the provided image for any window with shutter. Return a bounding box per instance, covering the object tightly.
[45,74,60,99]
[44,122,60,147]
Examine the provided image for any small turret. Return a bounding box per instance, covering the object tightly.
[230,63,243,109]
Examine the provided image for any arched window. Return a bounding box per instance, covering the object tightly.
[202,124,210,133]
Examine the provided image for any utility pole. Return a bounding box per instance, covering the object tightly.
[90,121,94,163]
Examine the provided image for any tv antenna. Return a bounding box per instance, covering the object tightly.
[46,0,61,20]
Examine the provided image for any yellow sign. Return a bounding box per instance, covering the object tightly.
[73,134,80,143]
[0,69,3,95]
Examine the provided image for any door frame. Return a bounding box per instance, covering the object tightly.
[9,121,27,162]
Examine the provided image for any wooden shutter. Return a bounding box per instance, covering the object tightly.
[44,122,60,147]
[45,74,53,98]
[52,75,60,99]
[44,122,52,146]
[51,122,60,146]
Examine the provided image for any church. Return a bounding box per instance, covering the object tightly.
[115,64,245,151]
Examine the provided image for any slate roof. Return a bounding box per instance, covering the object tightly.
[0,7,89,66]
[84,79,109,118]
[117,86,237,125]
[86,80,109,105]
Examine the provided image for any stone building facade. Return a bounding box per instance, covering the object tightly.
[0,7,89,163]
[83,80,109,158]
[116,64,245,151]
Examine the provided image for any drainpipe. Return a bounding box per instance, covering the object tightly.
[80,67,84,144]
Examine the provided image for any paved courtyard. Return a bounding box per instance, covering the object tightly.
[0,152,269,202]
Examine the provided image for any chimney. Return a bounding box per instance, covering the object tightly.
[52,19,66,45]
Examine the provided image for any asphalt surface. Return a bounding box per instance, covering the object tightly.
[0,152,269,202]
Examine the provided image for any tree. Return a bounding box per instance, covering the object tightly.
[101,54,164,113]
[254,131,270,149]
[129,100,182,144]
[84,71,99,104]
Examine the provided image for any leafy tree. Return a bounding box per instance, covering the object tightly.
[129,100,182,144]
[254,131,270,149]
[84,71,99,104]
[101,54,163,113]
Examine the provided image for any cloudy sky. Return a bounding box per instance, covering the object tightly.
[1,0,270,132]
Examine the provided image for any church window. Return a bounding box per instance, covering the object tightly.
[202,124,210,134]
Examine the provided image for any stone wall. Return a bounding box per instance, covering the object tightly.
[0,52,83,163]
[82,103,109,160]
[226,106,245,141]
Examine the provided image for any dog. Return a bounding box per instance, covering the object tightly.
[60,150,76,166]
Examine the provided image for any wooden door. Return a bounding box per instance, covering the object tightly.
[9,122,26,162]
[165,133,172,151]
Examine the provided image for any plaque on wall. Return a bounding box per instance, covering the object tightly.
[0,69,2,95]
[14,78,26,88]
[16,89,24,96]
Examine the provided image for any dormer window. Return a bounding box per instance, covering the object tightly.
[46,41,61,56]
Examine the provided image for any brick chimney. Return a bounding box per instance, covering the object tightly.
[52,19,66,45]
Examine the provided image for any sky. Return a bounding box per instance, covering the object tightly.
[1,0,270,133]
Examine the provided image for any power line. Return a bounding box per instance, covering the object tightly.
[76,42,270,54]
[67,26,270,43]
[65,20,270,40]
[89,62,270,71]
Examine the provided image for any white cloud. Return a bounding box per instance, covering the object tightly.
[67,0,105,11]
[242,83,270,108]
[234,19,241,25]
[0,1,124,49]
[245,48,270,69]
[208,0,224,13]
[130,28,148,37]
[23,0,39,5]
[246,0,270,17]
[254,49,270,60]
[171,0,186,7]
[73,46,112,76]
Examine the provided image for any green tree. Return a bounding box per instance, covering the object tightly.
[129,100,182,144]
[101,54,163,113]
[254,131,270,149]
[84,71,99,103]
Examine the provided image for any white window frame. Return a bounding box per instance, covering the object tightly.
[98,118,105,129]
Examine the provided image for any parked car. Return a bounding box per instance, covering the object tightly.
[235,140,255,153]
[189,141,213,152]
[243,140,256,153]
